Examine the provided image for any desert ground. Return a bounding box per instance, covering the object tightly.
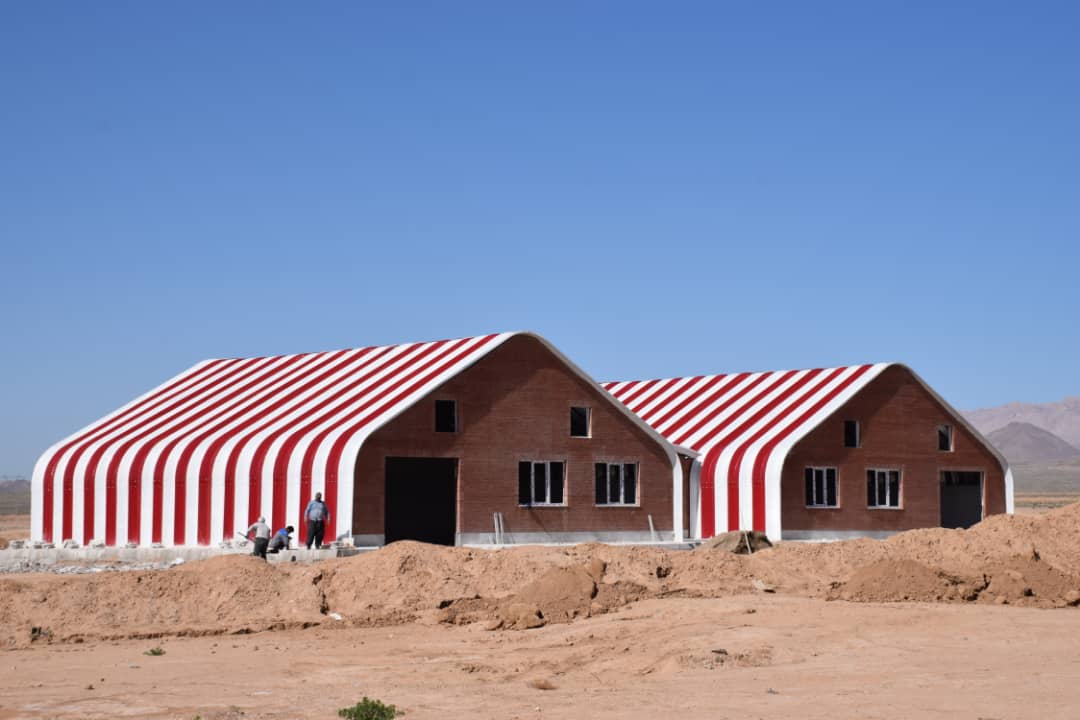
[2,503,1080,719]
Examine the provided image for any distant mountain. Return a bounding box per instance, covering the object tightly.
[965,396,1080,449]
[0,479,30,515]
[0,479,30,494]
[986,422,1080,465]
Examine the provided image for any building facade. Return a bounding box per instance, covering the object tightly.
[30,333,684,547]
[603,363,1013,540]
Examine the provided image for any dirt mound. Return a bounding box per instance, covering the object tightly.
[829,555,1080,607]
[437,559,650,630]
[699,530,772,554]
[829,560,983,603]
[0,536,7,550]
[0,554,327,647]
[978,558,1080,607]
[3,502,1080,646]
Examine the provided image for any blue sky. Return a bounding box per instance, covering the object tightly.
[1,2,1078,479]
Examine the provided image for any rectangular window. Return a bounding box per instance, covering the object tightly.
[844,420,860,448]
[938,424,954,452]
[804,467,838,508]
[570,406,591,437]
[594,462,638,505]
[518,461,566,506]
[866,469,901,508]
[435,400,457,433]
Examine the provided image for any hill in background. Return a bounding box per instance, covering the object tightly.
[986,422,1080,464]
[966,397,1080,496]
[966,396,1080,449]
[0,479,30,515]
[0,479,30,518]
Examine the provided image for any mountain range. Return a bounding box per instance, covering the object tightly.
[964,397,1080,495]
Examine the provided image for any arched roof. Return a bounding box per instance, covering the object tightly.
[32,331,682,546]
[603,363,1011,539]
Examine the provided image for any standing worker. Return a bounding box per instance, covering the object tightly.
[247,516,271,559]
[304,492,331,550]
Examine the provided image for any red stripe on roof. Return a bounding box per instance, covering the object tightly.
[43,358,231,543]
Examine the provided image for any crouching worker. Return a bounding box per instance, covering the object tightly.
[247,516,271,559]
[268,525,294,554]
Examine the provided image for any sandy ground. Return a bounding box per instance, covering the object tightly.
[2,505,1080,719]
[0,516,28,544]
[1014,494,1080,514]
[3,596,1079,720]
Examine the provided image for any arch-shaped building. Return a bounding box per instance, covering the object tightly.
[604,363,1013,540]
[32,332,685,547]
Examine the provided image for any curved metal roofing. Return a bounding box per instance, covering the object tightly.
[33,333,519,546]
[32,331,685,547]
[603,363,1012,539]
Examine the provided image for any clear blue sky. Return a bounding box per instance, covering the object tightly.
[2,2,1078,479]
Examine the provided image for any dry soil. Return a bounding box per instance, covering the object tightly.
[1,505,1080,718]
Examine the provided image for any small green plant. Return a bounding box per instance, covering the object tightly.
[338,697,403,720]
[144,646,166,656]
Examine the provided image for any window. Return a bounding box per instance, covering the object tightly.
[435,400,456,433]
[518,461,565,506]
[594,462,637,505]
[938,424,953,452]
[867,469,901,508]
[804,467,838,508]
[570,406,591,437]
[844,420,860,448]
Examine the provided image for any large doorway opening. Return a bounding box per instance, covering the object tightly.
[385,457,458,545]
[940,471,983,529]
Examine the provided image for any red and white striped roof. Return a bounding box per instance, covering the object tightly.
[605,364,896,539]
[605,363,1013,539]
[32,333,522,547]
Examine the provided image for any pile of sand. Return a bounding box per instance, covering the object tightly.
[699,530,772,554]
[3,503,1080,647]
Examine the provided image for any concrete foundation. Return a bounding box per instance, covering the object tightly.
[0,543,369,570]
[781,529,898,541]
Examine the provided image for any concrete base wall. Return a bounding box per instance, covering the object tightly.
[0,544,346,568]
[781,529,898,541]
[458,529,677,545]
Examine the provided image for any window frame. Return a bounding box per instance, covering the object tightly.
[843,420,860,448]
[804,466,839,509]
[594,461,640,507]
[517,460,567,507]
[434,399,457,433]
[570,406,592,438]
[937,424,954,452]
[866,467,903,509]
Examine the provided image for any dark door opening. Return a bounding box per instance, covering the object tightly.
[940,471,983,529]
[385,457,458,545]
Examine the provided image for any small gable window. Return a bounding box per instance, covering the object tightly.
[938,424,953,452]
[435,400,457,433]
[570,406,591,438]
[844,420,860,448]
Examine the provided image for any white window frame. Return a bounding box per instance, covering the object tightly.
[804,466,839,508]
[867,467,902,509]
[519,460,567,507]
[595,461,640,507]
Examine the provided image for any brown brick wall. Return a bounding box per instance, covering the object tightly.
[781,365,1006,533]
[353,335,674,539]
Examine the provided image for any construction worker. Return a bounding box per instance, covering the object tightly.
[304,492,331,549]
[267,525,293,554]
[247,516,271,559]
